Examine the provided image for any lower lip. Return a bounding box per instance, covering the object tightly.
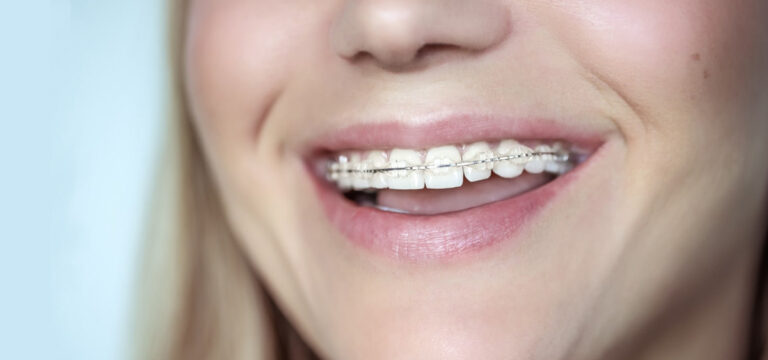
[309,145,603,262]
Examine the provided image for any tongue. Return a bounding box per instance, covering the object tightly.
[375,173,554,215]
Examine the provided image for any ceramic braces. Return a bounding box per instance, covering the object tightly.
[327,148,571,179]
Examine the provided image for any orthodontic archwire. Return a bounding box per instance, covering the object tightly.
[327,149,572,177]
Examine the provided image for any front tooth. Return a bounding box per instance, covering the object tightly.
[462,142,493,182]
[366,151,388,189]
[386,149,425,190]
[493,140,529,178]
[525,145,548,174]
[424,146,463,189]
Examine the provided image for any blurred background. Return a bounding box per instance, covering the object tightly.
[0,1,166,359]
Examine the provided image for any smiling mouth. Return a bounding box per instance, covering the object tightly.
[305,117,605,261]
[324,139,587,215]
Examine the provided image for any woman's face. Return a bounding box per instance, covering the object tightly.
[185,0,768,358]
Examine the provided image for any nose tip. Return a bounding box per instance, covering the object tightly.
[339,6,430,66]
[331,0,511,69]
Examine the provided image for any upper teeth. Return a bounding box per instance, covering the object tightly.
[327,140,573,190]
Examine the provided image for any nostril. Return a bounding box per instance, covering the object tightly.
[349,43,468,71]
[414,43,461,61]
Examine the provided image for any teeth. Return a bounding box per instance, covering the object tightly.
[544,143,568,174]
[326,139,575,191]
[337,155,353,190]
[424,146,464,189]
[493,140,528,178]
[349,153,371,190]
[366,151,389,189]
[524,145,548,174]
[462,142,493,182]
[545,161,568,174]
[386,149,425,190]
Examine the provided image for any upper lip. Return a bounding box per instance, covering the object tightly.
[303,112,610,161]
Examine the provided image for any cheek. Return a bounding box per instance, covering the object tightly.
[548,0,768,185]
[544,0,768,238]
[185,0,296,154]
[181,0,305,244]
[184,0,315,217]
[552,0,765,133]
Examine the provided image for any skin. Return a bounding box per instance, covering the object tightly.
[184,0,768,359]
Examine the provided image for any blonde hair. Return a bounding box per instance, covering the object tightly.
[132,1,285,359]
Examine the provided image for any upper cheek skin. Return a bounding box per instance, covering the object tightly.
[544,0,767,180]
[184,0,297,156]
[545,0,760,135]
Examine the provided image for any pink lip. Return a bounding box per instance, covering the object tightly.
[305,115,607,154]
[304,116,607,262]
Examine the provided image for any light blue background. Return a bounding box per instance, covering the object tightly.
[0,1,166,359]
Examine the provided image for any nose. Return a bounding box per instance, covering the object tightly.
[330,0,511,69]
